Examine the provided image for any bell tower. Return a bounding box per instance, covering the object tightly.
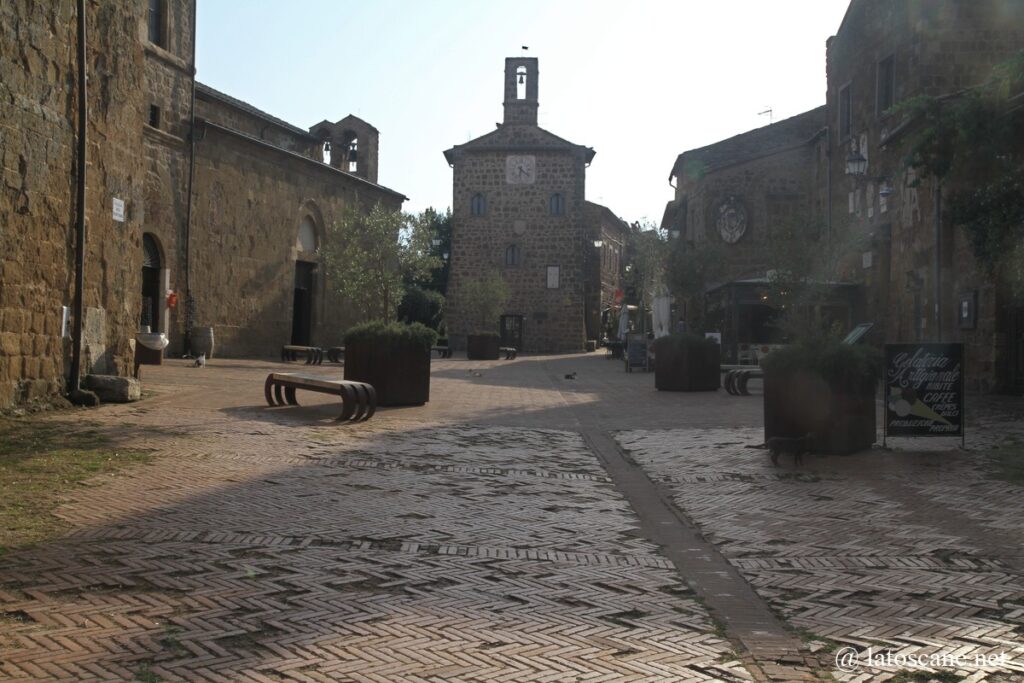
[503,57,538,126]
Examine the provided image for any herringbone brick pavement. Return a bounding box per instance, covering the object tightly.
[1,359,753,681]
[618,427,1024,682]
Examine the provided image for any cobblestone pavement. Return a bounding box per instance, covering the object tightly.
[1,356,753,682]
[617,426,1024,682]
[1,353,1022,682]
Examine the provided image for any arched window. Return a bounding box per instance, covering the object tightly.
[549,193,565,216]
[342,130,358,173]
[471,193,486,216]
[141,233,164,332]
[505,244,520,266]
[516,65,528,99]
[297,216,317,253]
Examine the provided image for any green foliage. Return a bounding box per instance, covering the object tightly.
[765,221,865,342]
[624,221,668,312]
[407,207,452,295]
[652,332,718,355]
[398,286,445,330]
[459,271,510,335]
[893,50,1024,293]
[665,240,727,331]
[343,320,438,350]
[321,203,442,323]
[760,337,882,393]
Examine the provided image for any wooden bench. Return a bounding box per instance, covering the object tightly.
[432,345,453,358]
[500,346,517,360]
[281,345,323,364]
[326,346,345,363]
[264,373,376,422]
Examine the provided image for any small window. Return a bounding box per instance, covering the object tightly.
[148,0,164,46]
[471,193,486,216]
[148,105,161,129]
[546,265,560,289]
[505,244,520,266]
[877,56,895,116]
[838,83,852,140]
[549,193,565,216]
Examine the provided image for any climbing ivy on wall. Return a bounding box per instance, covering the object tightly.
[895,51,1024,296]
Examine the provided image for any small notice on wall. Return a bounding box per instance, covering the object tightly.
[112,197,125,222]
[885,343,964,438]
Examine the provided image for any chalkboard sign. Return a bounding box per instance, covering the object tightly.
[885,343,964,438]
[626,338,648,372]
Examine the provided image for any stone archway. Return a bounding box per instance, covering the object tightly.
[141,233,168,333]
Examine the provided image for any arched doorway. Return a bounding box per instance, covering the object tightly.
[141,233,163,333]
[291,216,319,346]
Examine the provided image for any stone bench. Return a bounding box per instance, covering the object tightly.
[281,345,323,364]
[264,372,376,422]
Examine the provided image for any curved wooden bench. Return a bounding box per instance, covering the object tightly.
[264,372,376,422]
[281,345,323,365]
[432,345,452,358]
[326,346,345,363]
[499,346,517,360]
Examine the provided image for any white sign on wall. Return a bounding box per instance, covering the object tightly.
[112,197,125,222]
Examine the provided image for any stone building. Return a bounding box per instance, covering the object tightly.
[661,107,841,362]
[1,0,404,409]
[1,0,148,409]
[444,58,601,353]
[826,0,1024,391]
[583,201,629,342]
[663,0,1024,390]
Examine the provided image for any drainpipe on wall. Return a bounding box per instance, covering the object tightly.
[826,125,832,246]
[934,180,942,341]
[68,0,88,397]
[182,2,198,356]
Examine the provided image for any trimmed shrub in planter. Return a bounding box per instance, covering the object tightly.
[760,340,881,455]
[344,322,437,406]
[653,333,721,391]
[467,333,500,360]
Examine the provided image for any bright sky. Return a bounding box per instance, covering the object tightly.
[196,0,851,224]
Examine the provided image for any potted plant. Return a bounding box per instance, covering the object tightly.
[459,272,510,360]
[343,321,437,406]
[760,338,881,455]
[653,333,721,391]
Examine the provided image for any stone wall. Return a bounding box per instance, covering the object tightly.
[583,202,627,341]
[188,123,403,357]
[826,0,1024,391]
[447,148,588,354]
[1,0,147,409]
[141,0,195,354]
[665,108,826,288]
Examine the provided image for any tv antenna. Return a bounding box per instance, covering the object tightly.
[758,106,773,124]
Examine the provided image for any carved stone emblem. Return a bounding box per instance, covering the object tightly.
[716,197,747,244]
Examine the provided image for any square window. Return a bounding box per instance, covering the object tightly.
[546,265,560,289]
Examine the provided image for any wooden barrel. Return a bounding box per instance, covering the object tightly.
[191,326,215,358]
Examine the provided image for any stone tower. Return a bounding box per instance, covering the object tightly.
[310,115,380,184]
[444,58,595,354]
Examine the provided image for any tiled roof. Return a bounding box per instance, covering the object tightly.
[196,82,314,139]
[669,106,826,181]
[444,124,595,164]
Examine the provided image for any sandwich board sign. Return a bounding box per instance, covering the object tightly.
[884,343,964,446]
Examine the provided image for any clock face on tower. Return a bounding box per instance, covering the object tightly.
[506,155,536,184]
